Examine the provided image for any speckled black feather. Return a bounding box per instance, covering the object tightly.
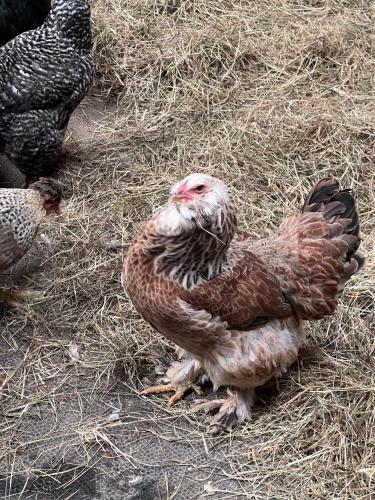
[0,0,94,184]
[0,0,51,46]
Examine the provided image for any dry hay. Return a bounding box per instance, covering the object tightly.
[0,0,374,498]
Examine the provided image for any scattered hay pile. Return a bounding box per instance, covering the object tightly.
[1,0,374,497]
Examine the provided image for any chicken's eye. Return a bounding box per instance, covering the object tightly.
[194,185,205,193]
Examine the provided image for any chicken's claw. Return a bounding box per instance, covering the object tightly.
[140,382,204,406]
[192,389,254,434]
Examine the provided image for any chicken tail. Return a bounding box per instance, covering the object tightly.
[267,179,365,320]
[301,178,364,275]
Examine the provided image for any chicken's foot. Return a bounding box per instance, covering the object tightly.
[192,388,255,433]
[140,356,205,406]
[140,382,204,406]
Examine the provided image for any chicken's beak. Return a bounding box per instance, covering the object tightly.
[169,193,188,203]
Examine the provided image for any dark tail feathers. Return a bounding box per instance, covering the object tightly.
[302,178,364,272]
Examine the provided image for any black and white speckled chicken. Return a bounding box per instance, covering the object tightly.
[0,0,51,46]
[0,178,64,309]
[0,0,94,186]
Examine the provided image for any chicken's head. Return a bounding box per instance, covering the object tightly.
[151,174,237,288]
[30,177,68,215]
[170,173,229,205]
[155,173,236,238]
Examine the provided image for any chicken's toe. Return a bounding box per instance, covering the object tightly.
[140,383,175,396]
[208,403,240,434]
[196,389,255,434]
[140,382,204,407]
[191,399,226,414]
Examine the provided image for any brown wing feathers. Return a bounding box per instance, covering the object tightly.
[184,179,363,327]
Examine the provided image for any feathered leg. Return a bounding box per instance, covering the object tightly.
[140,357,205,406]
[192,388,255,433]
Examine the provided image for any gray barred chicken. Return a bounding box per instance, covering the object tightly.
[123,174,364,433]
[0,178,63,308]
[0,0,94,185]
[0,0,51,46]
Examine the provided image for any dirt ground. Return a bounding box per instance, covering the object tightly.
[1,0,374,498]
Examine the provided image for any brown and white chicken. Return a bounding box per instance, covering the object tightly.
[122,174,364,433]
[0,177,64,308]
